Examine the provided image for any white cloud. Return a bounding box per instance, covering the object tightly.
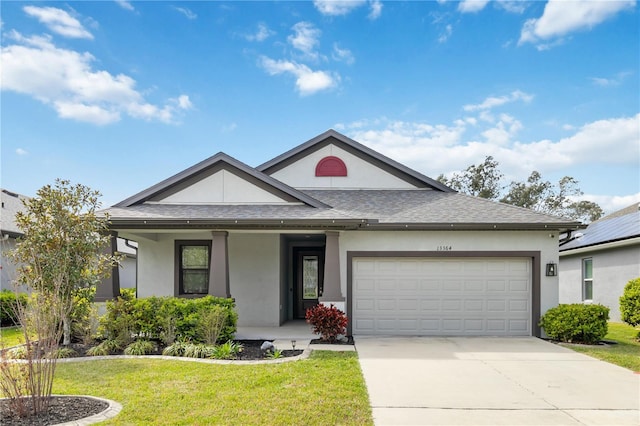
[438,24,453,43]
[245,23,274,42]
[16,148,29,156]
[314,0,366,16]
[590,71,632,87]
[115,1,135,12]
[173,7,197,20]
[495,1,527,14]
[23,6,93,39]
[457,0,490,13]
[332,43,354,64]
[259,56,338,96]
[368,1,383,20]
[1,31,191,125]
[336,112,639,198]
[463,90,533,112]
[519,0,635,48]
[288,22,321,60]
[481,114,523,145]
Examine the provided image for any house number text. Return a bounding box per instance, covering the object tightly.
[436,245,452,251]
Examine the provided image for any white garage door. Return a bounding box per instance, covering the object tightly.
[352,257,532,336]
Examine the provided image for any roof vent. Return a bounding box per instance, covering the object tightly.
[315,156,347,177]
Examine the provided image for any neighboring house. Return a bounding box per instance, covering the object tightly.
[0,189,29,291]
[99,129,579,337]
[559,203,640,322]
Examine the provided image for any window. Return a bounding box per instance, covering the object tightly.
[176,241,211,295]
[582,258,593,301]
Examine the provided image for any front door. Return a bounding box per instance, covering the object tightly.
[294,249,324,319]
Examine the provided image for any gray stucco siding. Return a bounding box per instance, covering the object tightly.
[560,245,640,322]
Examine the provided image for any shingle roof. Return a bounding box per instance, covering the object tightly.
[104,189,579,230]
[304,190,578,227]
[0,189,29,236]
[560,203,640,251]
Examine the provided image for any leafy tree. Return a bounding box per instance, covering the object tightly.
[438,156,503,200]
[501,173,603,221]
[3,179,119,417]
[9,179,119,345]
[438,158,603,222]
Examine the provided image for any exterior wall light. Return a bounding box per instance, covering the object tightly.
[546,262,557,277]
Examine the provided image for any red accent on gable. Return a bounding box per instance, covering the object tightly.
[315,156,347,177]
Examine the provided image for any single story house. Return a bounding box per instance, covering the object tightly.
[559,203,640,322]
[99,129,580,337]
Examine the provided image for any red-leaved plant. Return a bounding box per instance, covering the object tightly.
[305,304,348,342]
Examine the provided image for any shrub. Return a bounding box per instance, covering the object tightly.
[183,343,215,359]
[159,316,177,345]
[86,338,122,356]
[124,340,156,356]
[162,340,189,357]
[99,292,136,345]
[99,295,237,344]
[0,290,27,327]
[198,305,228,345]
[70,287,98,344]
[266,348,283,359]
[620,277,640,328]
[210,341,243,360]
[48,347,77,359]
[305,304,348,342]
[539,303,609,344]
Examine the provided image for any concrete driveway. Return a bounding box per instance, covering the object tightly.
[356,337,639,425]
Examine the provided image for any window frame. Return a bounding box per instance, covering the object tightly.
[582,257,593,302]
[175,240,212,297]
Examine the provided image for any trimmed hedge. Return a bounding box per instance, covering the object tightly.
[539,303,609,344]
[620,277,640,327]
[100,293,237,344]
[0,290,28,326]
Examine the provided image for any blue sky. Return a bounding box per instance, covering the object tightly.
[1,0,638,215]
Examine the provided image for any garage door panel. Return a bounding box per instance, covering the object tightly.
[355,278,375,291]
[353,257,532,336]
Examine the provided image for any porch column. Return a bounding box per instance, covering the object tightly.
[208,231,231,298]
[95,232,120,302]
[319,231,345,311]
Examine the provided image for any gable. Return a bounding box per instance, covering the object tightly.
[267,143,419,189]
[114,153,328,208]
[152,168,291,204]
[258,129,453,191]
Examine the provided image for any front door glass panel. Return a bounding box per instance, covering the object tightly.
[302,255,319,299]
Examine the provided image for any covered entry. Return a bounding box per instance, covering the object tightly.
[350,255,535,336]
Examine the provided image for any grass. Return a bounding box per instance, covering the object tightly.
[0,326,23,348]
[52,351,373,425]
[561,322,640,372]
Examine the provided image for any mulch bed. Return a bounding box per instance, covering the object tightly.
[310,335,355,345]
[57,339,302,360]
[0,396,108,426]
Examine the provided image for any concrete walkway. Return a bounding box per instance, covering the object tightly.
[356,337,640,425]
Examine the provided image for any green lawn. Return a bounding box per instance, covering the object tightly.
[0,326,23,347]
[561,322,640,372]
[52,351,373,425]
